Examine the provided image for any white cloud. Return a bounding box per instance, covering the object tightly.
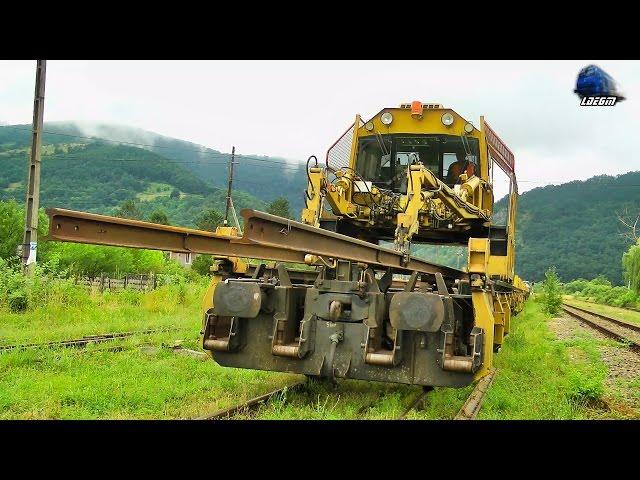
[1,60,639,194]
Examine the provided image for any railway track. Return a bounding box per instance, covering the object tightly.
[0,327,185,353]
[396,387,434,419]
[195,382,307,419]
[454,368,497,420]
[195,372,496,420]
[562,303,640,354]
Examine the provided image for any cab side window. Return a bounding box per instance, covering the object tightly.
[443,153,458,181]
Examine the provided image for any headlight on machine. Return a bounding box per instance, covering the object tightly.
[464,122,474,133]
[365,121,374,131]
[380,112,394,125]
[441,112,454,126]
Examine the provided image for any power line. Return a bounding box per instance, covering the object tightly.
[0,153,307,172]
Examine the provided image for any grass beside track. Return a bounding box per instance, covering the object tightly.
[0,286,632,419]
[0,283,295,419]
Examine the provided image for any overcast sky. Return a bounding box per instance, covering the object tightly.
[1,60,639,197]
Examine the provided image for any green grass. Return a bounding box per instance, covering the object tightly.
[0,339,295,419]
[1,287,633,419]
[563,296,640,325]
[0,281,293,419]
[0,283,202,345]
[477,301,609,419]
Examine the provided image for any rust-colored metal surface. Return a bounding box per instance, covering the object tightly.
[482,119,515,174]
[454,368,497,420]
[194,382,306,420]
[45,208,303,263]
[240,209,466,279]
[454,368,496,420]
[45,208,466,278]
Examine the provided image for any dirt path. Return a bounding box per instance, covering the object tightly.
[548,314,640,418]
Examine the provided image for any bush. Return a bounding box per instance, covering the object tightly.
[0,254,209,315]
[191,255,214,276]
[540,267,563,315]
[564,279,589,294]
[0,259,91,312]
[8,290,28,313]
[623,240,640,294]
[568,371,605,406]
[562,274,639,309]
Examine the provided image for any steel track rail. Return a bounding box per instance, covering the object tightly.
[0,327,184,353]
[195,382,306,420]
[562,305,640,354]
[562,302,640,332]
[454,368,497,420]
[397,387,434,419]
[45,208,465,279]
[356,392,386,417]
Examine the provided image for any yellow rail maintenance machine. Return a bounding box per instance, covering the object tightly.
[46,101,528,388]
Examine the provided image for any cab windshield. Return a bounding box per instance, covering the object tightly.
[355,134,480,193]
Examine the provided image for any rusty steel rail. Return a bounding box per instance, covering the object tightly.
[45,208,303,265]
[195,382,306,420]
[454,368,497,420]
[241,210,465,279]
[45,208,466,278]
[562,302,640,333]
[397,387,434,419]
[562,305,640,354]
[0,327,185,353]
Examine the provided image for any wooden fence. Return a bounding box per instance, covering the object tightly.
[74,274,158,291]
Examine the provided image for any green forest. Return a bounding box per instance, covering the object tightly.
[495,171,640,285]
[0,122,308,215]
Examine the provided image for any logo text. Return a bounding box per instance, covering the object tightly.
[580,96,618,106]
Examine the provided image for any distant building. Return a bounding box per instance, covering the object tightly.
[168,251,197,268]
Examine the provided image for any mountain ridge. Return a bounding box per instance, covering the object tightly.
[0,121,308,213]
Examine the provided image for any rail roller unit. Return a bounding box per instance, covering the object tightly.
[45,101,529,388]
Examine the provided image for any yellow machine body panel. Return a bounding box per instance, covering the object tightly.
[303,103,508,251]
[300,102,527,380]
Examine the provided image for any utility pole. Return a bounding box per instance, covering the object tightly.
[224,146,236,226]
[22,60,46,275]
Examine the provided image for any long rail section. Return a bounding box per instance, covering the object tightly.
[562,304,640,354]
[0,327,184,353]
[45,208,465,279]
[454,368,497,420]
